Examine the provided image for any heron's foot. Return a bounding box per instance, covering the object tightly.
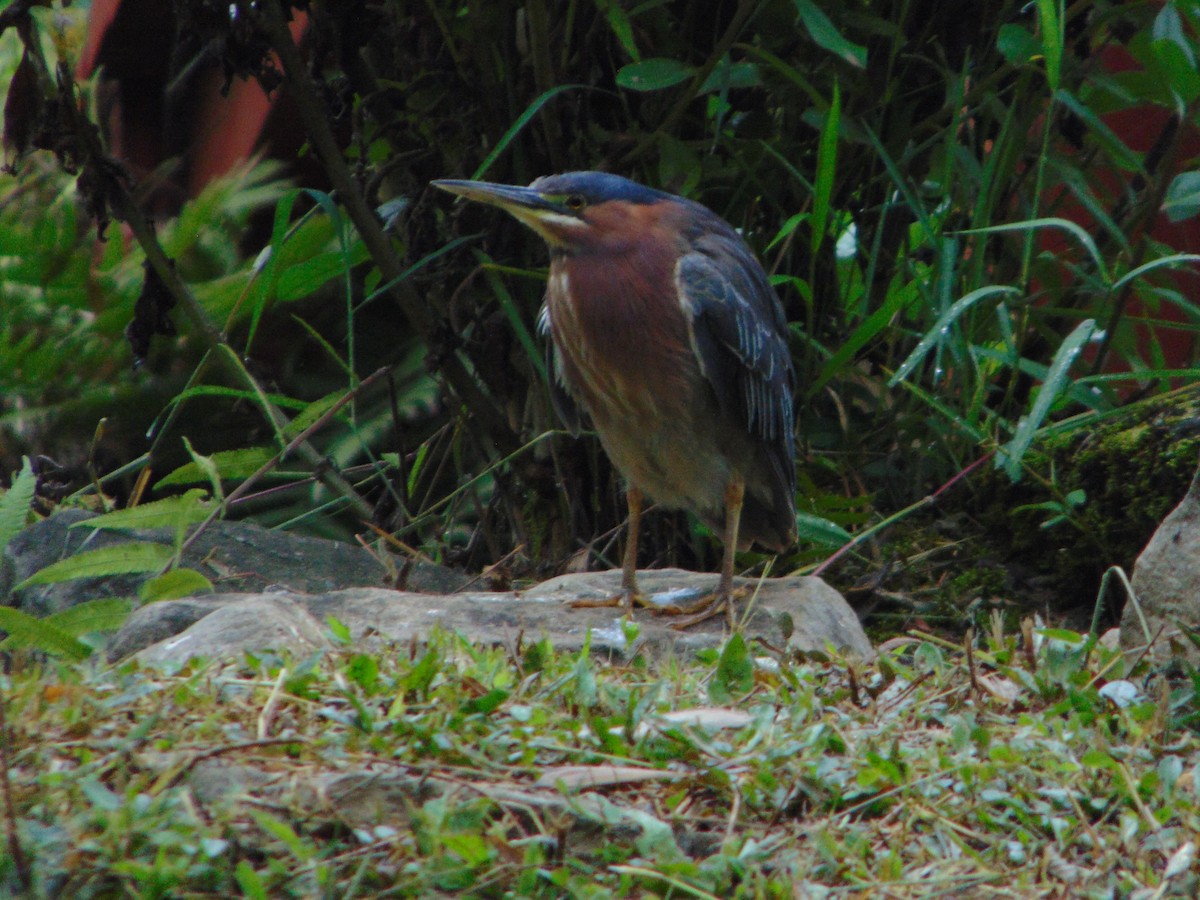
[569,589,649,615]
[655,585,750,630]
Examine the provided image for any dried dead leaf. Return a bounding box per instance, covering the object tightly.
[977,673,1021,706]
[1164,840,1194,880]
[644,707,753,734]
[532,765,683,790]
[2,50,38,164]
[579,706,754,741]
[1098,680,1144,709]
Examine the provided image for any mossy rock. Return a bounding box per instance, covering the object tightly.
[976,383,1200,610]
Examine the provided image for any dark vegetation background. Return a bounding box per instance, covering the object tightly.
[4,0,1200,633]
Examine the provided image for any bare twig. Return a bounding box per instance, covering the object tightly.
[5,13,376,520]
[0,0,41,33]
[152,738,299,793]
[0,691,30,891]
[964,627,980,701]
[1090,99,1200,373]
[618,0,762,168]
[248,0,519,458]
[810,452,993,578]
[180,366,393,554]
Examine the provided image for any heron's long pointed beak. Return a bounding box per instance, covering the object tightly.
[432,179,582,245]
[432,179,564,214]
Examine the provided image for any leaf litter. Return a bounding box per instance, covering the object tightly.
[3,619,1200,897]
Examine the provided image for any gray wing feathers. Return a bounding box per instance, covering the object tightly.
[676,242,795,452]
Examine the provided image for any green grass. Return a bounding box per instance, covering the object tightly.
[2,623,1197,897]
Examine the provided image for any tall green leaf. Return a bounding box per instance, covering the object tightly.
[811,81,840,254]
[889,286,1021,386]
[1035,0,1063,91]
[471,85,590,180]
[964,218,1107,283]
[616,58,694,92]
[814,276,920,394]
[595,0,640,61]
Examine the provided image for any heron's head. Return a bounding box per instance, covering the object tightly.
[432,171,678,252]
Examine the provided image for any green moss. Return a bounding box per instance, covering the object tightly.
[976,383,1200,611]
[947,564,1009,599]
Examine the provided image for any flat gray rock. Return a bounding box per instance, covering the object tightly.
[1,509,469,618]
[116,568,872,665]
[1123,463,1200,665]
[132,594,332,667]
[105,595,240,661]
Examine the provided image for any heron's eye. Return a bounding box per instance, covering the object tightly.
[565,194,587,211]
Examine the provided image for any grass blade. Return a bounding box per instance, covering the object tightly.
[963,218,1108,283]
[888,286,1021,386]
[813,277,920,394]
[1111,253,1200,292]
[811,80,840,254]
[998,318,1096,480]
[1036,0,1063,91]
[793,0,866,68]
[478,253,549,384]
[471,85,591,181]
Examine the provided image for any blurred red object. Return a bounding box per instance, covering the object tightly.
[77,0,311,212]
[1039,43,1200,377]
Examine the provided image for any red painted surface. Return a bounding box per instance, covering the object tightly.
[1041,44,1200,375]
[77,1,310,208]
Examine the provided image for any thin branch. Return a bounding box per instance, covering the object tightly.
[13,44,376,520]
[249,0,520,458]
[618,0,762,168]
[180,366,393,554]
[0,0,41,33]
[112,176,375,517]
[0,691,31,892]
[810,452,993,578]
[1090,99,1199,374]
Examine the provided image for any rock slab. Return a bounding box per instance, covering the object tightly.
[114,568,873,666]
[1123,461,1200,665]
[1,509,468,618]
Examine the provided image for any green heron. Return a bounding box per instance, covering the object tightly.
[433,172,796,625]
